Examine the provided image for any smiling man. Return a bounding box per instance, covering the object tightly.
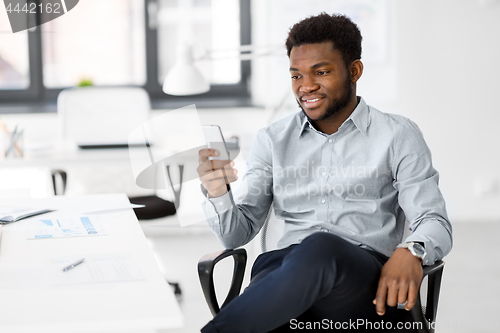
[198,13,452,332]
[290,42,359,135]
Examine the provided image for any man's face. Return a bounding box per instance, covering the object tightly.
[289,42,353,122]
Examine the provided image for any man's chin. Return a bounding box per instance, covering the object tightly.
[302,107,326,122]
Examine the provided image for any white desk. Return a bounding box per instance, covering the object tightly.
[0,142,172,168]
[0,193,184,333]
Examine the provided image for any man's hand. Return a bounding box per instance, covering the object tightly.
[373,248,423,316]
[197,148,238,198]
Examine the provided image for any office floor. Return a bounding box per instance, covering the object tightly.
[143,220,500,333]
[141,223,241,333]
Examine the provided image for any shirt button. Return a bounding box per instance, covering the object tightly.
[219,202,224,206]
[321,199,326,204]
[328,139,333,143]
[322,172,327,177]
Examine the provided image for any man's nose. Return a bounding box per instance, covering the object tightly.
[299,76,319,93]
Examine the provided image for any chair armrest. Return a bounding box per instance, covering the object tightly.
[51,169,67,195]
[198,248,247,317]
[410,260,445,333]
[422,260,444,277]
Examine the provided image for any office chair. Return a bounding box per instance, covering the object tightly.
[51,169,67,195]
[0,168,67,198]
[58,86,151,148]
[198,206,444,333]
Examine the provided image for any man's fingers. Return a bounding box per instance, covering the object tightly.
[199,161,234,176]
[374,282,387,316]
[198,148,219,162]
[197,148,238,198]
[202,175,239,188]
[200,168,237,180]
[385,281,399,308]
[198,160,234,174]
[397,283,409,306]
[374,248,424,316]
[200,169,238,192]
[405,282,419,311]
[200,171,238,196]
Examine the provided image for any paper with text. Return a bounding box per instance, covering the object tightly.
[45,253,144,286]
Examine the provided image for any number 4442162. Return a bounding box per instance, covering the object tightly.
[6,2,62,14]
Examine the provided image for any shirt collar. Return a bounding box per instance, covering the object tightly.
[349,97,370,136]
[299,115,310,136]
[298,96,370,138]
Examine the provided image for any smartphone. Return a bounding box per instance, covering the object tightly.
[201,125,230,161]
[202,125,232,193]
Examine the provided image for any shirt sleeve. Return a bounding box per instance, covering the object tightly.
[201,128,274,249]
[392,119,453,265]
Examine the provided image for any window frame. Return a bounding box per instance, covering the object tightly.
[0,0,252,112]
[144,0,252,108]
[0,8,43,104]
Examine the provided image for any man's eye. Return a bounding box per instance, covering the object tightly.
[317,71,328,75]
[291,75,300,80]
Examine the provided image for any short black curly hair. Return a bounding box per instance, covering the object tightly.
[286,13,362,67]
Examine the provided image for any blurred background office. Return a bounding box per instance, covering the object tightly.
[1,0,500,332]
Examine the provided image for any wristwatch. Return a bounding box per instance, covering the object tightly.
[396,242,427,261]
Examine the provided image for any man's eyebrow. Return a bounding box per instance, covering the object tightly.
[289,62,332,72]
[311,62,331,69]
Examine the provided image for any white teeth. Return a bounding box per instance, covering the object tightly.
[305,98,320,102]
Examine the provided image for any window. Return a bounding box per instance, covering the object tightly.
[157,0,241,85]
[42,0,146,87]
[0,6,40,101]
[145,0,251,104]
[0,14,30,89]
[0,0,251,111]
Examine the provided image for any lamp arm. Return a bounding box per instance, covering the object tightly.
[195,44,283,61]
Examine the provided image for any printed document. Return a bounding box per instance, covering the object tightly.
[45,253,144,285]
[25,216,106,239]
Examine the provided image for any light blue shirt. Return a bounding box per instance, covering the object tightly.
[202,97,452,265]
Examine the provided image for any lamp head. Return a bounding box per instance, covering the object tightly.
[162,43,210,96]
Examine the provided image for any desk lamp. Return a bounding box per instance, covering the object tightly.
[162,43,210,96]
[162,43,282,96]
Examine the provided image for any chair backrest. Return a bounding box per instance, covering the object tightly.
[0,167,56,199]
[57,87,150,146]
[260,205,284,252]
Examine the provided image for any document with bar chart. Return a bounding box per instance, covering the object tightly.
[25,216,106,239]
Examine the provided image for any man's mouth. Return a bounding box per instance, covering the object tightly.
[301,96,325,108]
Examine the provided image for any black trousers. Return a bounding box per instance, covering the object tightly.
[202,232,414,332]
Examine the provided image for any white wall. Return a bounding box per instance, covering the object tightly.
[393,0,500,222]
[251,0,500,222]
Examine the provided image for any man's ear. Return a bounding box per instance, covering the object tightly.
[350,60,363,83]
